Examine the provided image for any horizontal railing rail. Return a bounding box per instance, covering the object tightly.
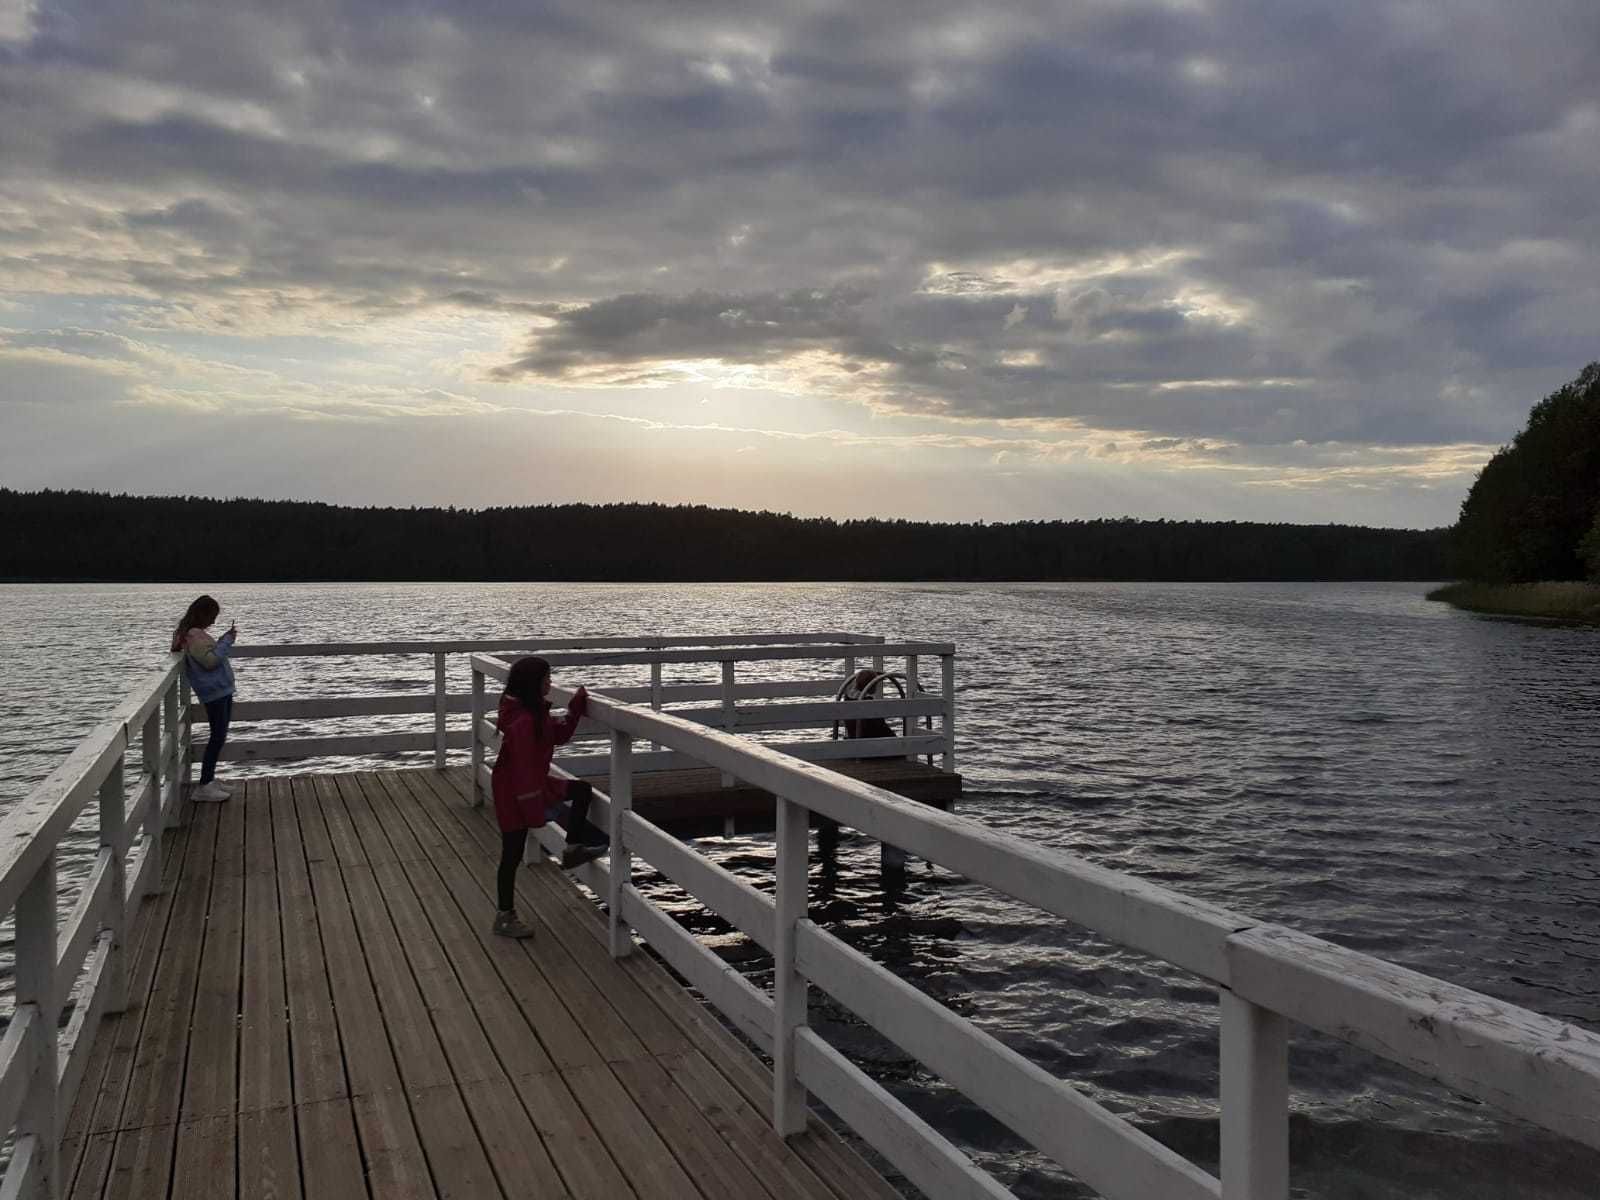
[1,658,192,1200]
[203,633,955,772]
[467,653,1600,1200]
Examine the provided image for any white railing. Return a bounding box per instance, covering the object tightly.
[208,631,941,768]
[0,658,192,1200]
[470,654,1600,1200]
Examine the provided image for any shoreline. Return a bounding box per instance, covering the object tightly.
[1427,581,1600,623]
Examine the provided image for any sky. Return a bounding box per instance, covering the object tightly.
[1,1,1597,528]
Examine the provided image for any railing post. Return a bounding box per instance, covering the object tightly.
[904,654,919,762]
[941,653,956,772]
[608,730,634,959]
[141,703,163,892]
[1220,990,1290,1200]
[164,678,183,827]
[470,663,486,808]
[433,652,448,769]
[17,851,61,1199]
[650,659,663,752]
[99,754,129,1014]
[719,660,735,787]
[773,795,809,1136]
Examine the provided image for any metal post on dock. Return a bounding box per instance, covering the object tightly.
[16,850,61,1200]
[99,756,128,1014]
[608,730,634,959]
[773,795,809,1136]
[1220,990,1289,1200]
[469,663,486,807]
[433,651,448,769]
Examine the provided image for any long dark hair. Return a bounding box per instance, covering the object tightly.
[504,655,551,735]
[171,594,220,651]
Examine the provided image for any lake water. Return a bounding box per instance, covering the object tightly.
[3,581,1599,1198]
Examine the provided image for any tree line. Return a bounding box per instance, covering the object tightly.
[1,488,1449,581]
[1454,362,1600,583]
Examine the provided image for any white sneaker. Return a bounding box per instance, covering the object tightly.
[193,781,230,803]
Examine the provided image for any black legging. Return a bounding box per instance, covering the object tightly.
[200,695,232,784]
[497,781,600,910]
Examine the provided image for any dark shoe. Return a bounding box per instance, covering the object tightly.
[560,843,606,870]
[492,910,536,938]
[574,826,610,848]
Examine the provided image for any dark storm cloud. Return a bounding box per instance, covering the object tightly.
[3,0,1598,451]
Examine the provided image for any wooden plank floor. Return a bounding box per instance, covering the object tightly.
[61,767,903,1200]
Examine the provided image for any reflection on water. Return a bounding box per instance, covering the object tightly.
[3,580,1600,1197]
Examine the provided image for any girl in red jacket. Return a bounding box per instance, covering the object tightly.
[490,655,609,938]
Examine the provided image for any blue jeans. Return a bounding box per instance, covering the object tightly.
[200,694,232,784]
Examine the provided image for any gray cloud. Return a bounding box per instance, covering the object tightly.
[1,0,1597,476]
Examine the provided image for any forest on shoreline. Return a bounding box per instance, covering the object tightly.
[2,488,1449,582]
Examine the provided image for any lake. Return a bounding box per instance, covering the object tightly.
[3,580,1599,1197]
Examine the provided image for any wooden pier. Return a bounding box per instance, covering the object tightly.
[10,630,1600,1200]
[59,767,897,1200]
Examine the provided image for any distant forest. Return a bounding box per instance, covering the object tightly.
[1,489,1450,582]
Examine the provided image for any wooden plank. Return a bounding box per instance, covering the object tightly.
[380,775,607,1075]
[239,631,877,659]
[100,801,224,1200]
[563,1063,702,1200]
[294,1099,367,1200]
[62,794,201,1198]
[170,1114,234,1200]
[664,1050,839,1200]
[238,780,299,1200]
[610,1056,774,1200]
[317,777,504,1196]
[621,813,776,950]
[274,778,346,1107]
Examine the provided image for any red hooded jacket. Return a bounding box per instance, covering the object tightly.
[490,688,587,833]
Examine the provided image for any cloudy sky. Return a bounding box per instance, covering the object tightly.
[2,0,1596,527]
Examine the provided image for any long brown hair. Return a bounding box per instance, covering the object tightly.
[171,595,220,651]
[504,655,551,735]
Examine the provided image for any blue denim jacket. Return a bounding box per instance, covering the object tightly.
[183,629,236,702]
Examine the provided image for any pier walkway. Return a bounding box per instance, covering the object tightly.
[60,766,894,1200]
[10,631,1600,1200]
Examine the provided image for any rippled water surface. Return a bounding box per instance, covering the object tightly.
[4,581,1599,1198]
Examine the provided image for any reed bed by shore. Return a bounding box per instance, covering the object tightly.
[1427,580,1600,622]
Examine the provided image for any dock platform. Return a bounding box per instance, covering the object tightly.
[58,767,898,1200]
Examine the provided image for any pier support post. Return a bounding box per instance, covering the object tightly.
[99,756,129,1014]
[1221,990,1289,1200]
[17,852,61,1200]
[433,652,448,769]
[609,730,634,959]
[773,795,809,1136]
[470,664,486,807]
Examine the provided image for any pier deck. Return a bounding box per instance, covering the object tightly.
[58,766,898,1200]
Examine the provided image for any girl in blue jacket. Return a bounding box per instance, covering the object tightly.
[170,594,238,802]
